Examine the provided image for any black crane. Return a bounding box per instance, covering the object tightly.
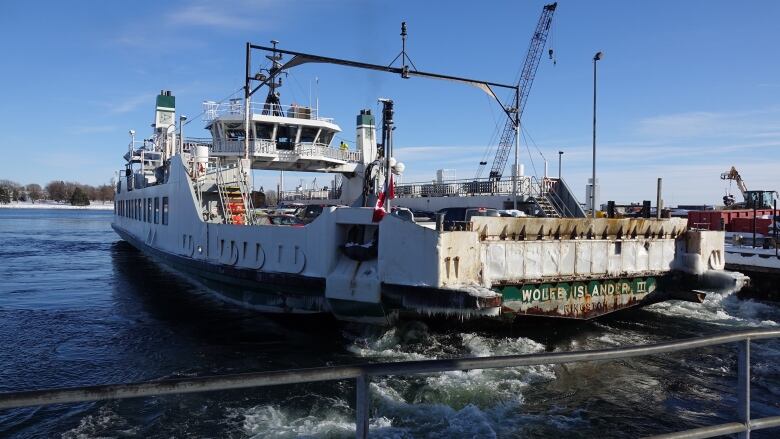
[476,3,557,180]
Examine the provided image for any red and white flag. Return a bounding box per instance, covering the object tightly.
[372,174,395,222]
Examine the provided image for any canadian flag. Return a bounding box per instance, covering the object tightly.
[372,174,395,222]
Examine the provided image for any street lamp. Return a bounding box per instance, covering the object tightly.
[179,115,188,154]
[592,51,603,218]
[558,150,563,180]
[128,130,135,156]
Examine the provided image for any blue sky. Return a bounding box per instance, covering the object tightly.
[1,0,779,205]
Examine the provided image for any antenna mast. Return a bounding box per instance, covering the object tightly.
[264,40,284,116]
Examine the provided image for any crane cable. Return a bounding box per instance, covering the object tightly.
[476,93,505,175]
[521,129,538,178]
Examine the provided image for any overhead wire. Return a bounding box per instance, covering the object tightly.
[522,125,547,162]
[473,34,528,179]
[475,93,504,175]
[521,129,538,178]
[180,57,280,129]
[180,86,245,128]
[286,70,309,106]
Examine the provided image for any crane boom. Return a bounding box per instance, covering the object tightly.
[721,166,748,197]
[476,2,557,180]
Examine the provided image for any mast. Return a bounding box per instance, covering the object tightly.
[244,43,251,160]
[263,41,284,116]
[380,99,394,212]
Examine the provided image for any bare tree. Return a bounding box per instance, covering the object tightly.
[265,189,278,206]
[26,184,43,203]
[84,185,98,201]
[46,181,67,202]
[97,184,115,202]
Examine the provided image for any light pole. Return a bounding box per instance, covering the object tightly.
[179,115,187,154]
[558,151,563,180]
[512,87,520,210]
[592,51,603,218]
[128,130,135,156]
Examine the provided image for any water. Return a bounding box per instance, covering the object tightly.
[0,209,778,438]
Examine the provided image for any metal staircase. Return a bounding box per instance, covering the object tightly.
[214,159,254,225]
[529,177,586,218]
[534,195,561,218]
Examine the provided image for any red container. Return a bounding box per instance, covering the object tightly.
[729,217,772,235]
[687,209,777,231]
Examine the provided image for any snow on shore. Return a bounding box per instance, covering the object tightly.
[0,201,114,210]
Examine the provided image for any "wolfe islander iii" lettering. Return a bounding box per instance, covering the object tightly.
[499,277,657,318]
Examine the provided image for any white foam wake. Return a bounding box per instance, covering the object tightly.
[647,289,778,328]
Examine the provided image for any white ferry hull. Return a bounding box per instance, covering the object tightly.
[110,156,744,325]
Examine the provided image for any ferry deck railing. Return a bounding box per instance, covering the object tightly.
[395,175,534,198]
[0,329,778,439]
[209,138,362,163]
[202,100,335,123]
[279,189,339,202]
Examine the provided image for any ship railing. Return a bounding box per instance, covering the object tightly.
[395,176,533,198]
[181,137,213,154]
[236,158,256,225]
[529,176,567,217]
[202,100,335,123]
[279,189,338,202]
[210,139,362,163]
[525,176,586,218]
[1,329,777,438]
[212,157,232,225]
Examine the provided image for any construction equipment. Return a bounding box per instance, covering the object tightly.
[475,2,557,180]
[720,166,776,209]
[721,166,748,206]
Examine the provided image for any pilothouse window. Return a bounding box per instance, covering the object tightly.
[255,123,273,140]
[276,125,295,150]
[224,122,245,140]
[299,127,318,144]
[319,131,334,146]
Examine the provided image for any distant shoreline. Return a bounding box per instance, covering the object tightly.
[0,202,114,211]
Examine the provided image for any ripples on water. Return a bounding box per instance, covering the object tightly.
[0,209,778,438]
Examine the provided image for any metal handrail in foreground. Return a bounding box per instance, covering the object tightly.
[0,329,778,438]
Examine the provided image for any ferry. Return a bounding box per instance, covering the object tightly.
[111,41,745,325]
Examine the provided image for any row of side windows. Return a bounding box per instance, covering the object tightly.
[116,196,169,225]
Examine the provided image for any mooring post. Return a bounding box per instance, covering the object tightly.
[737,339,751,439]
[355,374,369,439]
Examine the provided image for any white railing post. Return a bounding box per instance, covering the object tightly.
[355,374,369,439]
[737,338,751,439]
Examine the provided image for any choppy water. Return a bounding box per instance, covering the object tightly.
[0,208,778,438]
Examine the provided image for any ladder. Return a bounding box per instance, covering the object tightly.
[214,159,253,225]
